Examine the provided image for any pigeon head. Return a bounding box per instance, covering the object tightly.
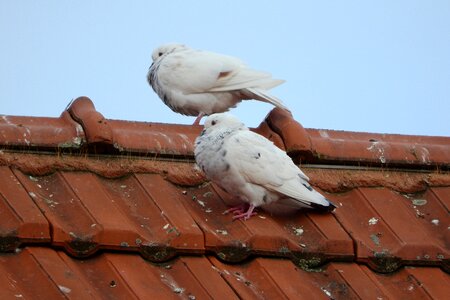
[203,113,246,132]
[151,43,187,61]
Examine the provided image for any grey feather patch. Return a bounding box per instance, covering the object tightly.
[302,183,313,191]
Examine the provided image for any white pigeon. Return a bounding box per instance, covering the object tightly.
[194,113,336,220]
[147,43,289,125]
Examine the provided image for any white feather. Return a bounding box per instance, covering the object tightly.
[148,44,289,119]
[194,113,335,216]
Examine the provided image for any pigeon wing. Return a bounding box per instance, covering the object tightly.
[156,50,232,93]
[158,50,287,109]
[226,131,328,207]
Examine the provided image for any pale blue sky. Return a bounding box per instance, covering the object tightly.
[1,1,449,136]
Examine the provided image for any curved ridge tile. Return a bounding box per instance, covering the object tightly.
[253,116,286,151]
[108,119,201,155]
[67,96,113,144]
[265,107,312,153]
[0,111,85,149]
[306,129,450,168]
[259,108,450,168]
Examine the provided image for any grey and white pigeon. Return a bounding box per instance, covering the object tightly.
[147,44,288,125]
[194,113,336,220]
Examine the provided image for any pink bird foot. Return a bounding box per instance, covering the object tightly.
[231,204,257,221]
[223,204,247,215]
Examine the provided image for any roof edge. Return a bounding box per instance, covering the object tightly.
[1,97,449,169]
[263,109,450,170]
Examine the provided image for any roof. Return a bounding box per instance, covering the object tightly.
[1,96,449,299]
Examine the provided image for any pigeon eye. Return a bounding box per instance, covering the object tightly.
[158,52,163,57]
[211,120,217,126]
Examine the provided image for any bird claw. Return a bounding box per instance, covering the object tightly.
[223,204,247,215]
[224,204,257,221]
[232,211,257,221]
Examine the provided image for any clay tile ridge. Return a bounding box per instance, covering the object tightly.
[0,103,85,150]
[68,97,204,156]
[266,108,450,170]
[1,96,449,169]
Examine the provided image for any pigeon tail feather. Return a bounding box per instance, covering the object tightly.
[244,87,289,111]
[308,199,336,212]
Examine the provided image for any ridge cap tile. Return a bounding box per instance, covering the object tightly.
[1,97,449,169]
[265,107,312,153]
[0,110,86,149]
[67,96,113,145]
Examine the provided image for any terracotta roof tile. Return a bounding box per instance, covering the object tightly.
[3,156,447,272]
[11,168,205,259]
[0,111,85,149]
[0,166,50,251]
[1,96,449,298]
[4,97,449,169]
[331,187,449,272]
[68,97,202,155]
[2,151,447,272]
[2,248,449,299]
[267,108,450,169]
